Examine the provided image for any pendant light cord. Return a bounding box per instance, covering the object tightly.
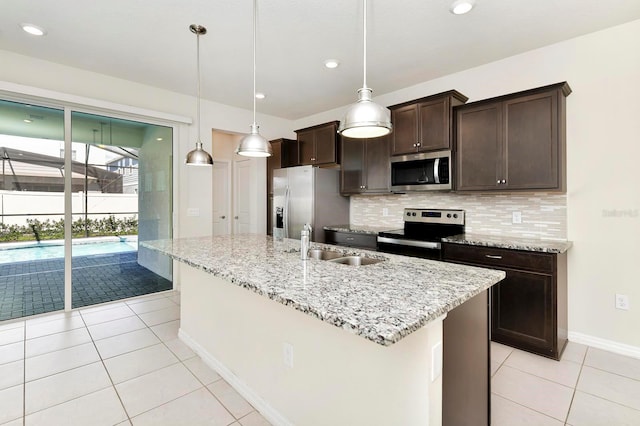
[196,30,202,143]
[362,0,367,90]
[252,0,257,126]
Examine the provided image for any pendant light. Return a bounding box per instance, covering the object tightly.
[338,0,392,139]
[185,24,214,166]
[236,0,273,157]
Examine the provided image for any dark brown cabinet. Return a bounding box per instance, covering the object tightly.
[455,82,571,191]
[390,91,468,155]
[442,243,567,360]
[295,121,340,166]
[266,138,298,235]
[340,135,391,194]
[324,230,377,250]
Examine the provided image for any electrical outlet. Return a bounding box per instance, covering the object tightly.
[382,208,389,217]
[512,211,522,224]
[615,294,630,310]
[283,342,294,368]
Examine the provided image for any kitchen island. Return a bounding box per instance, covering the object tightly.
[142,234,505,425]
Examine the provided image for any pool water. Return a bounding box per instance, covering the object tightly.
[0,241,137,264]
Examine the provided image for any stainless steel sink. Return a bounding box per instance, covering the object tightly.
[307,249,384,266]
[307,249,344,260]
[328,256,384,266]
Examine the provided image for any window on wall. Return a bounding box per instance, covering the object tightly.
[0,97,175,320]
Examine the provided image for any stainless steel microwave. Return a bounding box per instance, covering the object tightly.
[390,151,452,191]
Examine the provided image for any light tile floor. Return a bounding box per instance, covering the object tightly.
[0,290,271,426]
[491,341,640,425]
[3,289,640,425]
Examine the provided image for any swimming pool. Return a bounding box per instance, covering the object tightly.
[0,240,137,264]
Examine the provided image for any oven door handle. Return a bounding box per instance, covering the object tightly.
[377,236,441,250]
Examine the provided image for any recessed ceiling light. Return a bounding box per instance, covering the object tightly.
[450,0,475,15]
[23,119,33,123]
[156,137,163,141]
[21,24,46,36]
[324,59,340,69]
[255,93,266,100]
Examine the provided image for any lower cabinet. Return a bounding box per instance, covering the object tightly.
[442,243,567,360]
[324,230,377,250]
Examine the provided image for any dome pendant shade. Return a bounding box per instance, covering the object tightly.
[185,24,214,166]
[338,0,392,139]
[186,141,214,166]
[236,124,273,157]
[338,87,392,138]
[236,0,272,158]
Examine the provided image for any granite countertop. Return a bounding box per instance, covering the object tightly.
[323,225,394,235]
[142,234,505,346]
[443,233,572,254]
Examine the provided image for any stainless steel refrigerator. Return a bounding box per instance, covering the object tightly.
[272,165,349,243]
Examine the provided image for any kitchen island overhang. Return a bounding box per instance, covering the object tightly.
[142,234,505,425]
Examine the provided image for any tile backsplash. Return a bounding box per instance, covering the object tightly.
[351,192,567,240]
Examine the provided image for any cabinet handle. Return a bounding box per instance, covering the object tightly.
[234,216,239,220]
[496,179,507,184]
[485,254,503,259]
[220,215,226,219]
[346,237,355,241]
[416,142,421,147]
[501,179,506,184]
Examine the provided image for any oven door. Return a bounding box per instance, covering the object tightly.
[377,236,442,260]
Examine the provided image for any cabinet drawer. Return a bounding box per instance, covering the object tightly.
[325,231,377,250]
[442,243,554,274]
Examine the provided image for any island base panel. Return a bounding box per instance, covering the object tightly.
[178,266,444,426]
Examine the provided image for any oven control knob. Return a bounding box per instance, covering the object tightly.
[447,213,452,218]
[412,212,417,216]
[406,212,411,217]
[453,214,458,218]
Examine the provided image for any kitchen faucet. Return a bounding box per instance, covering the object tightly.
[301,224,311,260]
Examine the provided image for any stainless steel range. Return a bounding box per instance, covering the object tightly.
[377,208,465,260]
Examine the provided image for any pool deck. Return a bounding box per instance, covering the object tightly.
[0,251,172,321]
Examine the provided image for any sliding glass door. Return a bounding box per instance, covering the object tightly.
[0,98,174,320]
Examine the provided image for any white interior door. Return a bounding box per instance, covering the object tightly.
[233,159,252,234]
[212,160,231,235]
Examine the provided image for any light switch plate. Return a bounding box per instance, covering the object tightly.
[512,211,522,224]
[187,208,200,217]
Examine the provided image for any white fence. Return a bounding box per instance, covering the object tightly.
[0,190,138,226]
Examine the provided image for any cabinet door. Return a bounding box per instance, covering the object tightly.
[281,139,299,167]
[297,130,315,165]
[491,269,556,356]
[391,104,418,155]
[364,135,390,193]
[455,102,503,191]
[504,91,559,189]
[314,124,338,165]
[340,138,364,194]
[418,97,450,151]
[266,140,282,196]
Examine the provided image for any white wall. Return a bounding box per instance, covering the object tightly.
[0,49,294,242]
[293,19,640,351]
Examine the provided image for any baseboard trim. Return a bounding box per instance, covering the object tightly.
[178,329,293,426]
[569,332,640,359]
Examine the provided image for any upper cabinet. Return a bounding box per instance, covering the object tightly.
[390,90,468,155]
[455,82,571,192]
[340,135,391,195]
[295,121,340,166]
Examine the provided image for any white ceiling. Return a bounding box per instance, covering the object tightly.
[2,0,640,120]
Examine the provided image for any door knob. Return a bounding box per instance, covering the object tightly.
[234,216,239,219]
[220,216,226,219]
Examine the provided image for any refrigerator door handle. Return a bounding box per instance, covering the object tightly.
[284,186,290,238]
